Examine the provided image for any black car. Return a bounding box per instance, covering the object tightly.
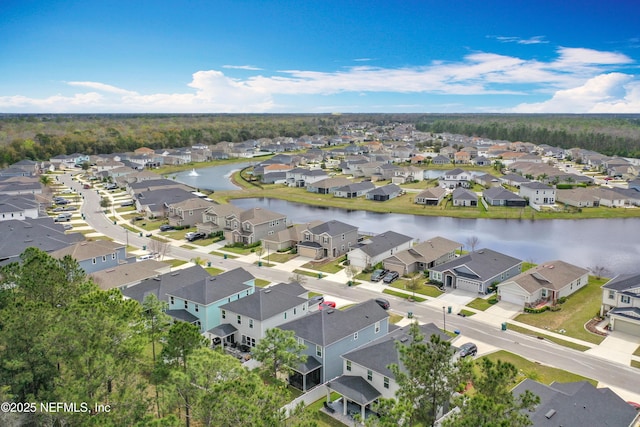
[160,224,175,232]
[185,231,206,242]
[309,295,325,306]
[375,298,390,310]
[382,271,399,283]
[458,342,478,358]
[55,199,69,205]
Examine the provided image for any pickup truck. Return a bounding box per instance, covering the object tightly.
[55,213,72,222]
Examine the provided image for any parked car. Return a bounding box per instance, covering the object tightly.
[159,224,175,232]
[185,231,206,242]
[319,301,336,310]
[54,213,72,222]
[62,223,73,230]
[52,207,65,212]
[374,298,390,310]
[458,342,478,358]
[370,269,389,282]
[83,184,91,189]
[120,200,135,207]
[309,295,325,306]
[137,254,155,261]
[105,183,118,190]
[382,271,399,283]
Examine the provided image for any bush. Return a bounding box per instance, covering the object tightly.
[488,297,499,304]
[557,296,568,304]
[524,306,549,314]
[548,305,562,312]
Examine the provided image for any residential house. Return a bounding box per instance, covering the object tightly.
[0,217,84,267]
[307,177,352,195]
[167,197,215,228]
[452,187,478,207]
[261,221,322,252]
[474,173,501,188]
[383,236,462,275]
[556,188,597,208]
[166,267,255,333]
[213,282,309,347]
[286,168,328,187]
[439,146,457,158]
[50,240,132,274]
[454,150,471,164]
[429,248,522,294]
[431,155,452,165]
[600,273,640,337]
[589,187,626,207]
[365,184,402,201]
[472,156,492,166]
[331,323,450,419]
[482,187,526,207]
[0,194,40,221]
[334,181,375,198]
[135,188,196,218]
[0,176,42,195]
[297,220,359,259]
[373,164,400,180]
[347,231,413,269]
[414,187,447,206]
[9,160,38,175]
[497,261,589,307]
[500,173,531,188]
[512,380,639,427]
[90,260,171,291]
[198,204,243,234]
[280,299,390,391]
[391,166,424,184]
[439,168,472,189]
[223,207,288,245]
[519,182,556,207]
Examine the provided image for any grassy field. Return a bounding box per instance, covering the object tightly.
[482,351,596,386]
[382,288,426,302]
[254,278,271,287]
[301,256,346,274]
[388,280,444,297]
[467,297,497,311]
[632,360,640,369]
[164,259,188,268]
[204,267,225,276]
[514,276,607,345]
[506,323,591,351]
[634,345,640,357]
[265,252,298,263]
[459,309,476,317]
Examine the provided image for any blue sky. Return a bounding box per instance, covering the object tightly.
[1,0,639,113]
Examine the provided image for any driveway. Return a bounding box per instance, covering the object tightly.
[472,301,522,327]
[585,332,640,365]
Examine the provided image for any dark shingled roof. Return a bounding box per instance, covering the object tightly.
[219,282,307,320]
[308,220,357,237]
[121,264,211,303]
[602,273,640,292]
[356,231,413,257]
[430,248,522,281]
[168,267,254,305]
[327,376,381,405]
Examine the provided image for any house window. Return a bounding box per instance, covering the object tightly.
[342,234,345,240]
[304,233,310,241]
[221,310,226,319]
[284,312,287,320]
[323,236,329,244]
[608,290,615,300]
[621,295,631,304]
[249,319,253,329]
[541,289,547,298]
[293,308,297,315]
[346,360,352,372]
[354,331,358,340]
[194,304,199,313]
[367,370,373,381]
[189,210,193,216]
[196,320,201,328]
[383,377,389,389]
[316,345,322,358]
[184,300,188,309]
[92,258,97,264]
[298,337,304,345]
[237,315,242,325]
[170,296,174,305]
[375,321,380,333]
[112,253,116,260]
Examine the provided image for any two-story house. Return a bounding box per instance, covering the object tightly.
[347,231,413,269]
[50,240,132,274]
[213,282,309,348]
[286,168,328,187]
[280,299,390,391]
[0,194,40,221]
[224,207,288,245]
[167,197,215,228]
[328,323,450,420]
[601,273,640,337]
[165,267,255,333]
[297,220,359,259]
[429,248,523,294]
[439,168,473,189]
[198,204,243,234]
[519,182,556,207]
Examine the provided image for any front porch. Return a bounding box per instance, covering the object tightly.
[324,375,382,423]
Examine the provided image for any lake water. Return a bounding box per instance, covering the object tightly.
[171,161,255,191]
[231,198,640,275]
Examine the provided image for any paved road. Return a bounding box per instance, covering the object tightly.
[66,172,640,399]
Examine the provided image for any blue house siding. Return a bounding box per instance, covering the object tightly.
[79,246,127,274]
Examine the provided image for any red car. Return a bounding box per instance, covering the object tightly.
[319,301,336,310]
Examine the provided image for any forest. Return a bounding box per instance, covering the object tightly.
[1,113,639,166]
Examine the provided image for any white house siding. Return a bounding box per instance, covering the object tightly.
[498,284,529,306]
[343,361,396,400]
[456,278,481,293]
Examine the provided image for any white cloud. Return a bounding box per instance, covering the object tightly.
[222,65,263,70]
[511,73,640,113]
[492,35,548,45]
[0,46,635,112]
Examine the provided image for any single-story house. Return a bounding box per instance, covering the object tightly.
[414,187,447,206]
[334,181,375,198]
[452,187,478,207]
[347,231,413,269]
[497,261,589,307]
[365,184,402,202]
[483,187,526,207]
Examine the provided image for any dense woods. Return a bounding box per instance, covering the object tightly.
[1,113,639,167]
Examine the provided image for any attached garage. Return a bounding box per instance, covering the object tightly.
[497,284,528,306]
[455,278,481,293]
[612,318,640,336]
[609,308,640,337]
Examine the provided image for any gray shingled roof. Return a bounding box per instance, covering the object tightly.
[483,186,525,201]
[335,181,375,192]
[168,267,254,305]
[357,231,413,257]
[327,376,381,405]
[512,379,638,427]
[430,248,522,281]
[368,184,401,196]
[308,220,357,236]
[452,187,478,200]
[219,283,307,320]
[279,299,388,346]
[602,273,640,291]
[521,181,553,190]
[121,264,211,303]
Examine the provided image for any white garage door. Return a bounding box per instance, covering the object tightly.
[499,290,526,306]
[613,318,640,337]
[456,278,480,293]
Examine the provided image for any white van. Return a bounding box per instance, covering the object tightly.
[55,213,72,222]
[137,254,154,261]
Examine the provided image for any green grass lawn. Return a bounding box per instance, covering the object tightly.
[388,313,404,324]
[388,280,444,298]
[180,244,196,250]
[632,360,640,369]
[164,259,188,268]
[467,297,497,311]
[265,252,298,263]
[205,267,224,276]
[293,269,325,279]
[222,245,259,255]
[506,323,591,351]
[459,309,476,317]
[301,256,346,274]
[482,350,596,386]
[634,345,640,357]
[514,276,607,344]
[254,278,270,287]
[209,251,238,259]
[382,288,426,302]
[301,394,345,427]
